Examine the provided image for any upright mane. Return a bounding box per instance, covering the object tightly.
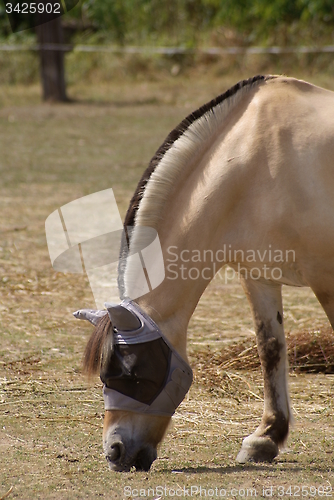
[119,75,276,298]
[124,75,275,229]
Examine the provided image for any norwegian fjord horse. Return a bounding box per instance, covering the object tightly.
[77,75,334,471]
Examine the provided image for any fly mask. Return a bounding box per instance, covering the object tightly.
[74,300,193,416]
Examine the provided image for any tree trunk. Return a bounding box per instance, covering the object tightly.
[36,16,68,102]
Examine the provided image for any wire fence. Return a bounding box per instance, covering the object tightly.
[1,43,334,54]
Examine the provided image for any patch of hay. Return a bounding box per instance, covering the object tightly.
[286,328,334,372]
[191,328,334,391]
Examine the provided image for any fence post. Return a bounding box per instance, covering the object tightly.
[36,16,68,102]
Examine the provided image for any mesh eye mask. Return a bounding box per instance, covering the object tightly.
[74,300,193,417]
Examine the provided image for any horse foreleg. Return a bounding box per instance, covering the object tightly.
[236,278,291,463]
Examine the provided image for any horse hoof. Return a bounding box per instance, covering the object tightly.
[236,436,278,463]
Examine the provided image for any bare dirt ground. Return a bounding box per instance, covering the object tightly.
[0,73,334,499]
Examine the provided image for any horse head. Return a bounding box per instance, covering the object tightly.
[74,301,192,471]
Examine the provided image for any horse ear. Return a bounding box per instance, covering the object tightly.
[73,309,107,326]
[105,303,141,331]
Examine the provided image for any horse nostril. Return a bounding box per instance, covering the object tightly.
[109,444,121,461]
[108,442,124,462]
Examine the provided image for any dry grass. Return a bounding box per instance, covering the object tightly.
[191,328,334,391]
[1,72,334,498]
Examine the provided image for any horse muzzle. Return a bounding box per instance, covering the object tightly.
[104,434,157,472]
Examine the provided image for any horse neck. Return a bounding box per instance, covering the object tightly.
[134,153,229,359]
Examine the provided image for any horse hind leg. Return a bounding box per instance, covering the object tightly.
[236,278,291,463]
[311,287,334,330]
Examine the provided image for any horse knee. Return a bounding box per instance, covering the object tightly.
[256,320,284,369]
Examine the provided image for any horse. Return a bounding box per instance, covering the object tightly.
[74,75,334,472]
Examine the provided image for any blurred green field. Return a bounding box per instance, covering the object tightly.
[0,73,334,499]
